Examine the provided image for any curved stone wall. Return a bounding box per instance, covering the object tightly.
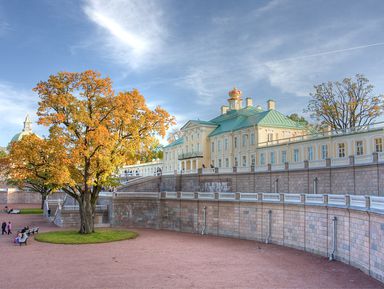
[111,192,384,283]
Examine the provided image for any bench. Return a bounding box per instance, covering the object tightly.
[26,227,39,236]
[16,233,28,246]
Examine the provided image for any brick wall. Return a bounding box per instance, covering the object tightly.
[110,196,384,283]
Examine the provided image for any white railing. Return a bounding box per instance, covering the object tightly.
[181,192,195,199]
[202,168,216,175]
[219,192,236,200]
[62,205,108,211]
[237,167,251,173]
[284,194,301,203]
[354,154,374,165]
[289,162,305,170]
[183,169,198,175]
[331,157,349,167]
[378,152,384,163]
[350,195,366,208]
[218,167,233,174]
[328,194,346,206]
[308,159,326,168]
[165,192,178,199]
[305,194,325,204]
[198,192,215,200]
[370,196,384,211]
[262,193,280,202]
[239,193,258,202]
[114,192,159,198]
[162,170,175,176]
[271,164,285,171]
[254,165,268,172]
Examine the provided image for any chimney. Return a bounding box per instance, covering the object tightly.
[221,105,229,115]
[267,99,276,110]
[245,97,253,107]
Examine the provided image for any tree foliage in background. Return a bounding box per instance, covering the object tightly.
[33,70,174,233]
[307,74,383,130]
[287,113,309,125]
[8,134,67,209]
[167,128,182,144]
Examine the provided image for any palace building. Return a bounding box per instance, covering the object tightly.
[121,88,384,177]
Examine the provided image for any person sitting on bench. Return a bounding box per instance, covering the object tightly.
[14,232,28,245]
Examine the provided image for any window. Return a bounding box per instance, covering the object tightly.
[191,144,194,152]
[281,151,287,163]
[186,136,188,142]
[356,141,363,156]
[234,137,238,148]
[191,134,193,141]
[218,159,222,168]
[242,134,248,147]
[218,140,222,152]
[211,142,214,153]
[225,158,229,168]
[234,157,238,167]
[186,145,188,153]
[224,138,228,150]
[307,146,313,161]
[212,160,215,167]
[375,138,383,152]
[321,144,328,160]
[267,133,273,142]
[242,156,247,167]
[270,151,275,164]
[251,154,256,166]
[260,153,265,165]
[338,143,345,158]
[250,133,255,145]
[293,148,299,162]
[197,143,200,152]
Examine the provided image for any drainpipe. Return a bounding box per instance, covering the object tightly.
[201,206,207,235]
[329,216,337,261]
[265,210,272,244]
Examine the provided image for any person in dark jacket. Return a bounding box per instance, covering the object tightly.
[1,221,6,235]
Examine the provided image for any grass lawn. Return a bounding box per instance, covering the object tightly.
[20,208,43,214]
[35,229,138,244]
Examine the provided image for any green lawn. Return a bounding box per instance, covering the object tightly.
[35,229,138,244]
[20,208,43,214]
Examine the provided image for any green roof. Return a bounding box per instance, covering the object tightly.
[208,107,305,137]
[163,137,184,149]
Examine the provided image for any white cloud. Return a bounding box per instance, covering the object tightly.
[83,0,166,69]
[0,82,36,126]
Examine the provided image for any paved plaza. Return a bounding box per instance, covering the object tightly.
[0,207,383,289]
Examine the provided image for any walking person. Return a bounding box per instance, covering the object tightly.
[1,221,6,235]
[7,221,12,235]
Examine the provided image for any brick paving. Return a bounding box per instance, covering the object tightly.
[0,207,383,289]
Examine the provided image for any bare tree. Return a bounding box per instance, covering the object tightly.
[307,74,383,130]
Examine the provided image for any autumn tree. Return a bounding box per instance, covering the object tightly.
[34,70,174,233]
[307,74,384,130]
[8,134,68,209]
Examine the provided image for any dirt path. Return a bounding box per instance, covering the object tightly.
[0,208,382,289]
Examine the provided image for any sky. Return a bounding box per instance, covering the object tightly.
[1,0,384,147]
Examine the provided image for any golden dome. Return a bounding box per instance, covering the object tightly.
[228,87,242,100]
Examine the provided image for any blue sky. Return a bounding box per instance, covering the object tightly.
[1,0,384,147]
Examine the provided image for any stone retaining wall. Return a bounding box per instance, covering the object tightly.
[157,163,384,195]
[111,194,384,283]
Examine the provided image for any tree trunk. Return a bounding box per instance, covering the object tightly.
[41,194,47,210]
[78,191,95,234]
